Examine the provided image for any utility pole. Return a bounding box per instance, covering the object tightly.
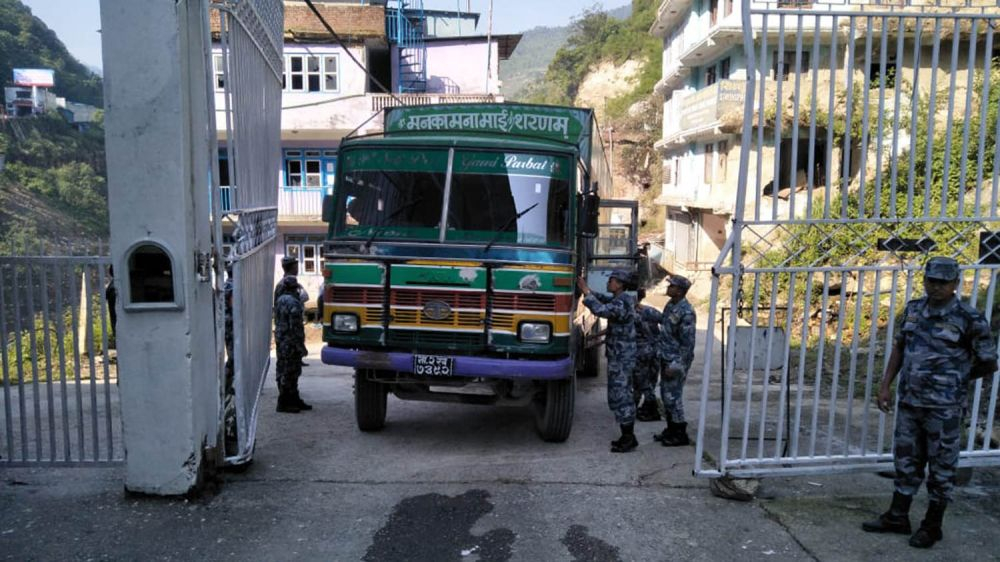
[485,0,493,93]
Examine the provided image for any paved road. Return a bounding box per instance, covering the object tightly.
[2,331,999,560]
[0,302,1000,562]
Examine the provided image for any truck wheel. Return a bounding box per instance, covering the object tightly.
[355,368,387,431]
[534,376,575,442]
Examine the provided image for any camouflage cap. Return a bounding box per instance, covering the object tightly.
[609,269,632,284]
[925,256,959,281]
[669,274,692,290]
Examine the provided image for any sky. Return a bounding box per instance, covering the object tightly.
[20,0,620,72]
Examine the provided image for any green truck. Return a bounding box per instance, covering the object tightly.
[320,103,639,441]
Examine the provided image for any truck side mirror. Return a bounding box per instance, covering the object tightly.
[579,193,600,238]
[322,193,335,224]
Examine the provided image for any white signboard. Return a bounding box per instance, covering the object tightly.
[12,68,55,87]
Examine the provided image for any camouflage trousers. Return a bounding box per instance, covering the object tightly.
[633,352,659,405]
[607,356,636,425]
[224,340,237,444]
[893,404,963,503]
[660,363,689,423]
[275,346,303,394]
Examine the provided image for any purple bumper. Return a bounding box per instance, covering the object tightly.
[321,347,574,380]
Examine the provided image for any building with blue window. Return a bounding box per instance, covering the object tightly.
[213,0,521,308]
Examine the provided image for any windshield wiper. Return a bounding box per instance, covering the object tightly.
[483,203,539,253]
[364,196,426,251]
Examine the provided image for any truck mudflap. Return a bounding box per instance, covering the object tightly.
[321,347,574,380]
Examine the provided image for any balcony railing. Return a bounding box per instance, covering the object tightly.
[216,186,325,218]
[219,185,235,212]
[279,187,324,218]
[371,93,500,112]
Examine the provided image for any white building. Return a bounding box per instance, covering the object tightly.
[650,0,1000,274]
[4,68,58,117]
[212,0,521,306]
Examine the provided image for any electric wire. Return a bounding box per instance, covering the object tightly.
[301,0,404,105]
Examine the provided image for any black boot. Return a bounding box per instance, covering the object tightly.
[636,399,661,422]
[293,389,313,411]
[611,423,638,453]
[660,421,690,446]
[909,501,946,548]
[861,492,912,534]
[276,391,301,413]
[653,411,673,443]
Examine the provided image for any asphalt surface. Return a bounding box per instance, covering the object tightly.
[2,318,1000,560]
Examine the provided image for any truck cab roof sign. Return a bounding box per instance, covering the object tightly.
[384,104,592,147]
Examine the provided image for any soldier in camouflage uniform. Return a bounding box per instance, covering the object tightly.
[863,257,997,549]
[274,276,310,413]
[634,288,662,422]
[652,275,697,447]
[275,255,310,306]
[578,269,639,453]
[273,255,312,411]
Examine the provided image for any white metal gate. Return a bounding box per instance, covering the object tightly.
[0,251,122,466]
[695,0,1000,478]
[211,0,283,465]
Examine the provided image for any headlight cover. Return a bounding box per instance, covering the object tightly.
[333,313,359,333]
[519,322,551,344]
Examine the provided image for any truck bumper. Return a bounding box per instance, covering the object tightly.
[321,347,574,380]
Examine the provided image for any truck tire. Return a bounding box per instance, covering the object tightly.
[355,368,387,431]
[534,376,575,442]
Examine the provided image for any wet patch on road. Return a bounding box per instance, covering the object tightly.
[363,489,515,562]
[561,524,622,562]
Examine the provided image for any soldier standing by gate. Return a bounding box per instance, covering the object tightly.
[578,270,639,453]
[274,255,312,413]
[863,257,997,548]
[653,275,696,447]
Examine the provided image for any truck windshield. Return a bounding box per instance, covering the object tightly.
[335,148,449,240]
[446,151,571,247]
[334,148,571,247]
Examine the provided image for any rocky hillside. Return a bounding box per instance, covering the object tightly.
[501,4,632,101]
[524,0,663,235]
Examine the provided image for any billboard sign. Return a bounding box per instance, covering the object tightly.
[12,68,55,88]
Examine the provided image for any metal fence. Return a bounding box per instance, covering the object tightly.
[695,0,1000,478]
[0,254,121,466]
[213,0,283,466]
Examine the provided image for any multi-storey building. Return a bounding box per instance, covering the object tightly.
[650,0,998,274]
[213,0,521,305]
[4,68,59,117]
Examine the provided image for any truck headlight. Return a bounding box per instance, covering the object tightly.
[333,313,359,333]
[519,322,551,344]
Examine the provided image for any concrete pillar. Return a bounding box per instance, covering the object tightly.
[100,0,220,495]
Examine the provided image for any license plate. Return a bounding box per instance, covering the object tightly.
[413,354,454,376]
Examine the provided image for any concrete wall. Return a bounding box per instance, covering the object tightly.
[390,39,501,95]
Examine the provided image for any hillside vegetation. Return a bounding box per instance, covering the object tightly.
[500,25,572,101]
[525,0,659,118]
[0,0,103,106]
[501,4,631,101]
[523,0,663,234]
[0,0,108,252]
[1,113,109,251]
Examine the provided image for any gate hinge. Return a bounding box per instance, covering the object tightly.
[196,251,213,282]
